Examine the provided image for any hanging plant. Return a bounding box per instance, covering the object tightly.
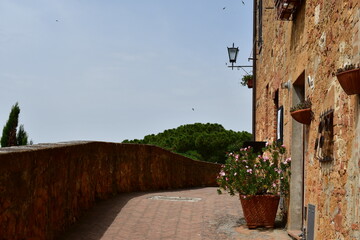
[290,99,312,112]
[290,100,312,125]
[335,63,360,95]
[241,74,253,88]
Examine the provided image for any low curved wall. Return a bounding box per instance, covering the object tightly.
[0,141,220,240]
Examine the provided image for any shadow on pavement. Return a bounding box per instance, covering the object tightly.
[57,192,145,240]
[57,188,207,240]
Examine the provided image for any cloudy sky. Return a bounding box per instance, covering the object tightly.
[0,0,253,144]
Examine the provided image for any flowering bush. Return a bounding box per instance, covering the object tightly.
[217,142,291,196]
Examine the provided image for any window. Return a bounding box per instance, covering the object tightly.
[277,106,284,143]
[315,110,334,162]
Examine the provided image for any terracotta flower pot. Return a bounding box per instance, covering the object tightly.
[335,68,360,95]
[240,195,280,229]
[290,108,312,125]
[247,78,253,88]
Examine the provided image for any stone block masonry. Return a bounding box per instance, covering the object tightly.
[255,0,359,239]
[0,141,220,240]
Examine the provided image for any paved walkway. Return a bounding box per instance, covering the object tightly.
[58,187,292,240]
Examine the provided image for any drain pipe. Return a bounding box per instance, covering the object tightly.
[252,0,257,141]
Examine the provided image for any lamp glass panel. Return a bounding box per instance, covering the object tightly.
[228,47,238,63]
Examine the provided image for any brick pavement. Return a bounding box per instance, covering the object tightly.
[58,187,292,240]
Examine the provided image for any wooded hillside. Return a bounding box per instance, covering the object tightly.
[123,123,252,164]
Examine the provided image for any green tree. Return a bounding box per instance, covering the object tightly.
[16,124,29,146]
[1,103,20,147]
[123,123,252,164]
[1,102,31,147]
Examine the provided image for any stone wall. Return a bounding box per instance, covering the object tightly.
[0,141,220,240]
[255,0,359,239]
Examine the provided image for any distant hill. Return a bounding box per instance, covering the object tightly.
[122,123,252,164]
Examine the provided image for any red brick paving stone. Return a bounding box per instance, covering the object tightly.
[58,188,292,240]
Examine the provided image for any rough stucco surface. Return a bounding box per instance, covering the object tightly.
[255,0,359,239]
[0,141,220,240]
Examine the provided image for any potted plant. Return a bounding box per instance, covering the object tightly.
[217,142,291,229]
[335,63,360,95]
[290,99,312,125]
[241,74,253,88]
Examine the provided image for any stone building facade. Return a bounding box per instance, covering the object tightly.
[254,0,359,239]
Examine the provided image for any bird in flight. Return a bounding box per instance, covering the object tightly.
[192,108,195,111]
[223,7,226,10]
[242,1,245,5]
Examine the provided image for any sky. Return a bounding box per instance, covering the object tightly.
[0,0,253,144]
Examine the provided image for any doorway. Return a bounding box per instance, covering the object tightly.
[289,72,306,231]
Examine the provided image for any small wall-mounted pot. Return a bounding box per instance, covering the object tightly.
[290,108,312,125]
[335,68,360,95]
[247,78,253,88]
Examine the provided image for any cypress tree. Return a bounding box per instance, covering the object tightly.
[16,124,29,146]
[1,103,20,147]
[1,103,30,147]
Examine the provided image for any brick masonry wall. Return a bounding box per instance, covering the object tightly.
[256,0,359,239]
[0,142,220,240]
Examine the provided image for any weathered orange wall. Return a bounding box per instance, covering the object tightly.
[255,0,360,239]
[0,141,220,240]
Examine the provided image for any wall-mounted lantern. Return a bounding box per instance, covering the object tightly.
[227,43,252,70]
[227,43,239,68]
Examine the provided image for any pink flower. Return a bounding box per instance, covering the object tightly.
[246,169,253,174]
[272,183,276,187]
[283,157,291,165]
[234,172,237,176]
[219,171,225,176]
